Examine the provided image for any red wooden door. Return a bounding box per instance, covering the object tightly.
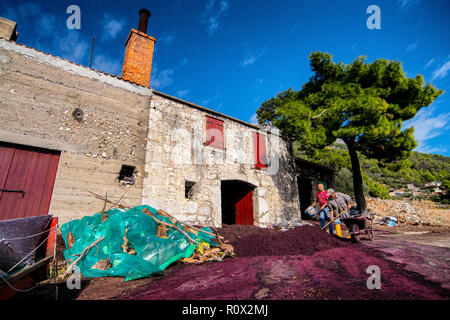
[0,142,60,220]
[235,188,254,225]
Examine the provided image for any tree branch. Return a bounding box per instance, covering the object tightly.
[61,236,105,279]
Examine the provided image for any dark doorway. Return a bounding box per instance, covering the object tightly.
[221,180,254,225]
[297,176,313,219]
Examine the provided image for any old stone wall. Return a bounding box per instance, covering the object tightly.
[0,39,152,223]
[142,93,300,227]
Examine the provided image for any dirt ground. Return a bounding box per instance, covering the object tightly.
[12,222,450,300]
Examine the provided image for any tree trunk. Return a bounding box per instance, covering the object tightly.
[345,138,367,213]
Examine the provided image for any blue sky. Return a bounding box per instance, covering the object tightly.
[1,0,449,156]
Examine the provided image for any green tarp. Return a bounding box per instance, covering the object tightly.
[61,205,215,281]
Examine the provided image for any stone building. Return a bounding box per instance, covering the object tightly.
[295,158,336,218]
[0,11,300,226]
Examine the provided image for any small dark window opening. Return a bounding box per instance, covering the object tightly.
[185,181,196,199]
[119,165,135,185]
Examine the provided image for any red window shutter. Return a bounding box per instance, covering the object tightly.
[206,116,215,146]
[252,132,260,169]
[214,119,224,149]
[258,134,268,169]
[253,132,268,170]
[205,116,224,149]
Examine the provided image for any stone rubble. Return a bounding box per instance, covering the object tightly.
[366,197,450,227]
[270,217,314,231]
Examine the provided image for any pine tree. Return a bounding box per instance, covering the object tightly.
[257,52,443,212]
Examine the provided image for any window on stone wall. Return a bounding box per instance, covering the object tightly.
[185,181,196,199]
[252,132,268,170]
[205,115,224,149]
[119,165,136,185]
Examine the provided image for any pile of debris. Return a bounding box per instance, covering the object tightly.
[218,224,349,257]
[366,197,450,227]
[58,204,234,282]
[269,217,314,231]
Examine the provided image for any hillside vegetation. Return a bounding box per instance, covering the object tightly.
[294,141,450,201]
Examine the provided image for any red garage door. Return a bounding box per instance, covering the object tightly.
[0,142,60,221]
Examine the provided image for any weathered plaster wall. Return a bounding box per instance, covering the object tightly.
[0,40,152,223]
[142,93,300,227]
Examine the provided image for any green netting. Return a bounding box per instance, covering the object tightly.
[61,205,215,281]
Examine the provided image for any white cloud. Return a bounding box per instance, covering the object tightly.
[176,89,189,98]
[249,113,258,124]
[413,113,448,141]
[4,2,41,21]
[3,2,91,64]
[432,60,450,80]
[202,0,230,35]
[290,21,302,34]
[404,107,450,153]
[424,58,436,69]
[38,13,56,36]
[4,2,56,38]
[254,78,264,88]
[417,145,448,154]
[200,93,223,111]
[92,55,122,75]
[397,0,421,9]
[240,47,266,67]
[179,58,189,67]
[56,30,90,62]
[159,34,175,45]
[151,67,174,89]
[406,41,418,52]
[201,98,213,106]
[101,13,125,41]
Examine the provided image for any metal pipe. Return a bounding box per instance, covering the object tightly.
[89,36,95,68]
[138,9,151,33]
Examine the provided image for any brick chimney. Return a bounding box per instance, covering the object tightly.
[0,17,18,41]
[121,9,156,87]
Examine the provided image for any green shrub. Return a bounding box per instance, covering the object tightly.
[335,167,369,197]
[363,175,391,199]
[430,195,441,202]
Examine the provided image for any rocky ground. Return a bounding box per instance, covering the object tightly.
[366,197,450,227]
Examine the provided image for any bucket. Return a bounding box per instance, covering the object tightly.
[385,216,397,226]
[305,206,318,218]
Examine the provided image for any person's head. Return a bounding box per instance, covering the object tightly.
[327,188,336,199]
[317,183,324,192]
